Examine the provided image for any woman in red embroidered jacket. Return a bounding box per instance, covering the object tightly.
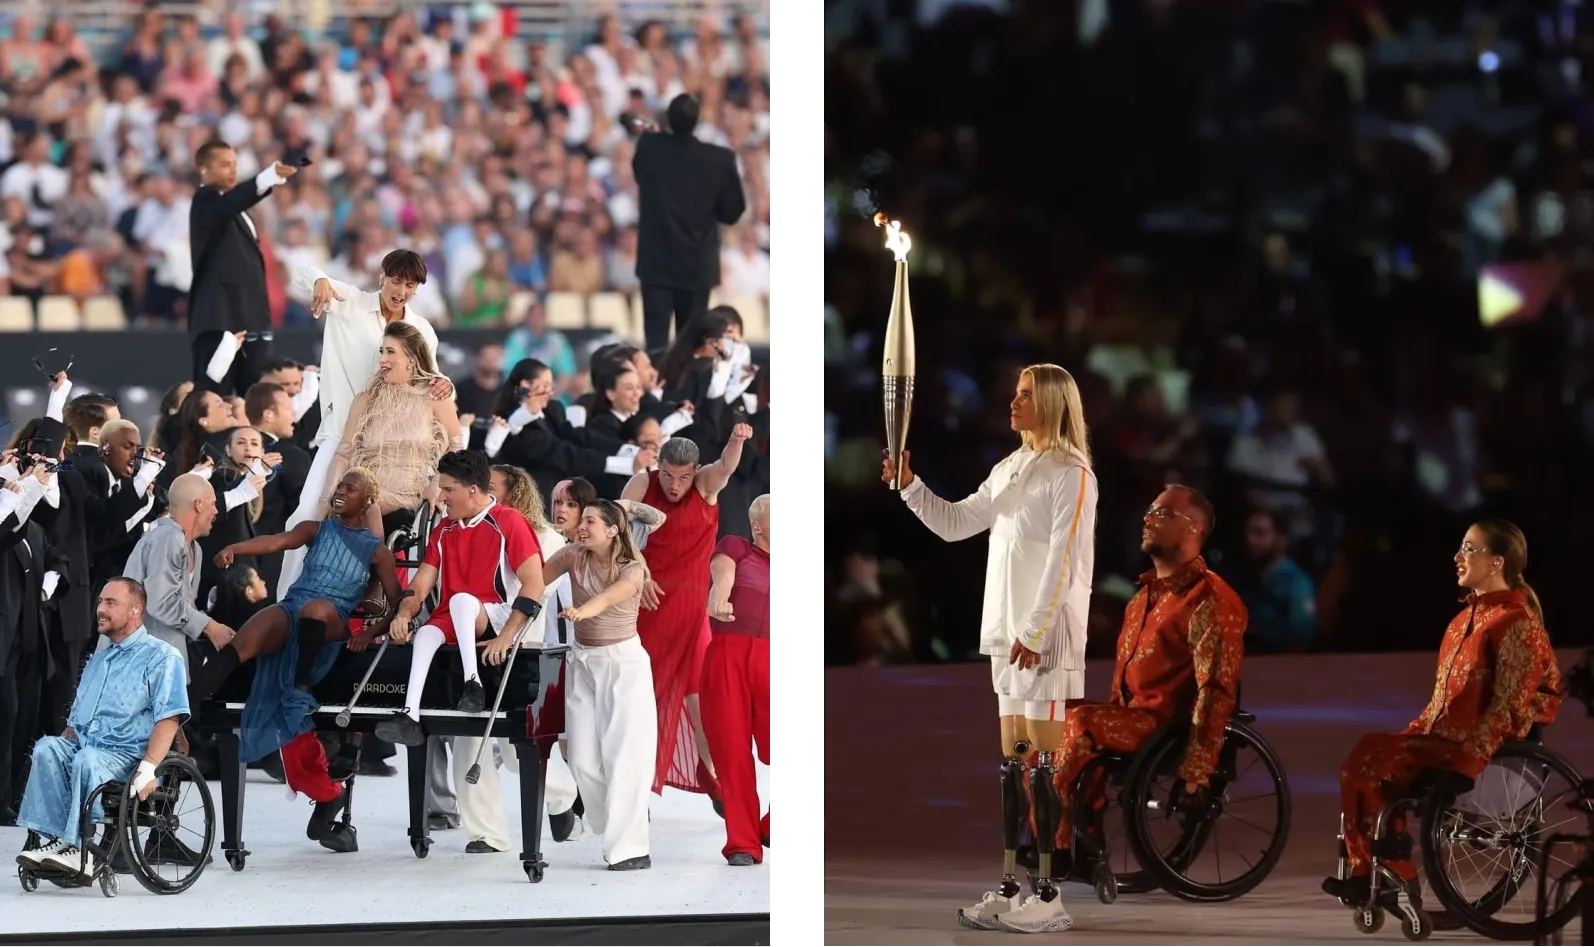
[1324,519,1562,906]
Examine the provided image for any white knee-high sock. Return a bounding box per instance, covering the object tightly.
[451,593,483,685]
[404,625,446,721]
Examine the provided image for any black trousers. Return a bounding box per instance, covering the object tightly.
[192,332,273,398]
[641,284,710,353]
[0,644,45,811]
[38,635,84,737]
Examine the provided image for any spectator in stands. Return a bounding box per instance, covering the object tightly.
[1235,509,1317,653]
[0,133,66,230]
[634,94,748,350]
[719,224,769,299]
[502,298,580,400]
[457,246,513,327]
[1225,386,1333,527]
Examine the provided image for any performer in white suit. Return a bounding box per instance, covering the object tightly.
[275,252,452,600]
[883,363,1096,935]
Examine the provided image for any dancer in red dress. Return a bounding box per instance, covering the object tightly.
[622,424,752,796]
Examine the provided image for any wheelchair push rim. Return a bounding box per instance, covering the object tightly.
[1419,741,1585,942]
[1123,720,1292,902]
[120,753,216,895]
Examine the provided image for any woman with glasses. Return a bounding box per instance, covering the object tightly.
[1323,519,1561,911]
[883,363,1098,934]
[542,498,658,871]
[485,358,657,502]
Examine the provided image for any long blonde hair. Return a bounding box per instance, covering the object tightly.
[1019,363,1091,466]
[492,463,552,533]
[365,321,441,394]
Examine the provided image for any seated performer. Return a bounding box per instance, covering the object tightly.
[376,450,546,747]
[187,469,402,850]
[1322,519,1561,909]
[15,578,187,879]
[543,498,658,871]
[997,484,1247,935]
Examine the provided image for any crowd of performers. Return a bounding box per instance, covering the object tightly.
[883,363,1563,936]
[2,248,772,882]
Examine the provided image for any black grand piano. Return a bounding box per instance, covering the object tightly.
[197,641,568,882]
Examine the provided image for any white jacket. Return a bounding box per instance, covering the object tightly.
[901,448,1097,672]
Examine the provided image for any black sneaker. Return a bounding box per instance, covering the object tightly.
[727,852,757,866]
[356,757,397,777]
[143,831,213,867]
[550,808,577,842]
[310,821,359,853]
[608,855,651,871]
[374,710,425,747]
[456,679,485,713]
[1322,875,1372,904]
[465,840,502,854]
[428,812,460,831]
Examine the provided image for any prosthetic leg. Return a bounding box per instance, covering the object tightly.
[996,750,1074,933]
[954,746,1031,931]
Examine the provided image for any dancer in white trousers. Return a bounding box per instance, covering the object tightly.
[884,363,1097,935]
[276,253,450,601]
[542,498,657,871]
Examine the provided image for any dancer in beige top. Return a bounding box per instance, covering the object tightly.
[323,321,459,538]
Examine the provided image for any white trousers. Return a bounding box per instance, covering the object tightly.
[457,738,579,851]
[566,636,656,864]
[275,438,337,601]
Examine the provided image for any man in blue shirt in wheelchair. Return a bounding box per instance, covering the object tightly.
[15,577,188,880]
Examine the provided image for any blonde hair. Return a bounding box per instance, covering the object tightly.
[98,418,139,443]
[749,493,770,541]
[225,426,264,524]
[1019,363,1091,466]
[342,466,382,510]
[366,321,441,394]
[491,463,552,533]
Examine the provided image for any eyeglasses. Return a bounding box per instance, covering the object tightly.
[1457,542,1489,558]
[1145,505,1196,525]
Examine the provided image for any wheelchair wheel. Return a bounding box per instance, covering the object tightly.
[1071,755,1158,896]
[1419,741,1585,941]
[120,754,216,895]
[1123,719,1291,902]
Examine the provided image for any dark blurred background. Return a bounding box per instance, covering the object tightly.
[824,0,1594,666]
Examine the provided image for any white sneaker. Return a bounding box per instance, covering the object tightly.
[17,838,61,869]
[998,894,1074,934]
[40,844,93,878]
[956,891,1020,930]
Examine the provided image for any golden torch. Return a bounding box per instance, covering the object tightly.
[876,212,915,490]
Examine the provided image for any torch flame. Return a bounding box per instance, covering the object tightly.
[874,212,912,263]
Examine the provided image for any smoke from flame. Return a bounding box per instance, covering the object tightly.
[874,212,912,263]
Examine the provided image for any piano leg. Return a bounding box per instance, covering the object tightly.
[217,730,251,871]
[514,737,549,883]
[406,740,432,858]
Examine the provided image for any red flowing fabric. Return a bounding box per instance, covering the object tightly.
[637,472,718,795]
[280,731,341,804]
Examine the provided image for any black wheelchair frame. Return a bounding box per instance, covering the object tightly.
[1030,709,1293,905]
[15,753,215,898]
[1335,732,1584,942]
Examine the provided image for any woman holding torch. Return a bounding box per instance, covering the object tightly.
[882,362,1097,934]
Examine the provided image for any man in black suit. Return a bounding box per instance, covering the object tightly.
[244,381,310,594]
[0,490,67,824]
[188,141,300,396]
[87,419,166,590]
[259,357,321,452]
[633,94,747,351]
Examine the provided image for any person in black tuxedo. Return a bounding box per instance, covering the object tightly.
[633,94,747,350]
[88,420,166,588]
[188,141,300,396]
[0,498,67,824]
[244,381,310,594]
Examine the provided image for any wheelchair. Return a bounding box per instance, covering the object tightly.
[1024,708,1292,906]
[15,752,215,898]
[1333,729,1585,942]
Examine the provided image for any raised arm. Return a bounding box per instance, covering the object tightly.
[214,519,320,567]
[1178,593,1248,788]
[289,264,361,319]
[193,163,290,229]
[697,423,751,501]
[621,471,650,502]
[899,459,997,544]
[1014,464,1096,656]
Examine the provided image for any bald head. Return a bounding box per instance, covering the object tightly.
[168,473,219,539]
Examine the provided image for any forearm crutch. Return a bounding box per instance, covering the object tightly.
[336,638,390,728]
[465,630,530,785]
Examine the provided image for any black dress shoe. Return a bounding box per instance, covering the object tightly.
[144,831,213,867]
[0,805,16,826]
[356,758,396,777]
[727,852,757,866]
[311,821,359,853]
[1322,875,1372,903]
[456,679,485,713]
[373,710,425,747]
[608,855,651,871]
[549,808,577,842]
[428,811,460,831]
[465,840,502,854]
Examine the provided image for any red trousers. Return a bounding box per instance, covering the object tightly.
[1045,701,1162,848]
[1339,732,1480,880]
[699,633,769,861]
[280,731,342,804]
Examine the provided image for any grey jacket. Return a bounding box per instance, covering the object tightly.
[120,517,211,665]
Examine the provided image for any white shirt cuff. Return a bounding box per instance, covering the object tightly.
[133,460,163,496]
[206,332,241,383]
[0,489,19,521]
[707,360,735,399]
[565,404,587,428]
[255,164,287,194]
[660,410,692,436]
[41,571,60,600]
[292,371,320,419]
[483,423,509,458]
[604,453,637,476]
[507,405,538,435]
[45,381,72,421]
[224,480,260,510]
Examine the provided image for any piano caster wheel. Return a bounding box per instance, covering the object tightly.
[226,851,246,872]
[411,838,431,859]
[524,860,545,883]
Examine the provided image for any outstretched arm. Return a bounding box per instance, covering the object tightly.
[214,519,321,567]
[697,423,751,501]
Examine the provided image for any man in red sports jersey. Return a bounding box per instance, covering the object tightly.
[622,424,752,799]
[705,493,771,866]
